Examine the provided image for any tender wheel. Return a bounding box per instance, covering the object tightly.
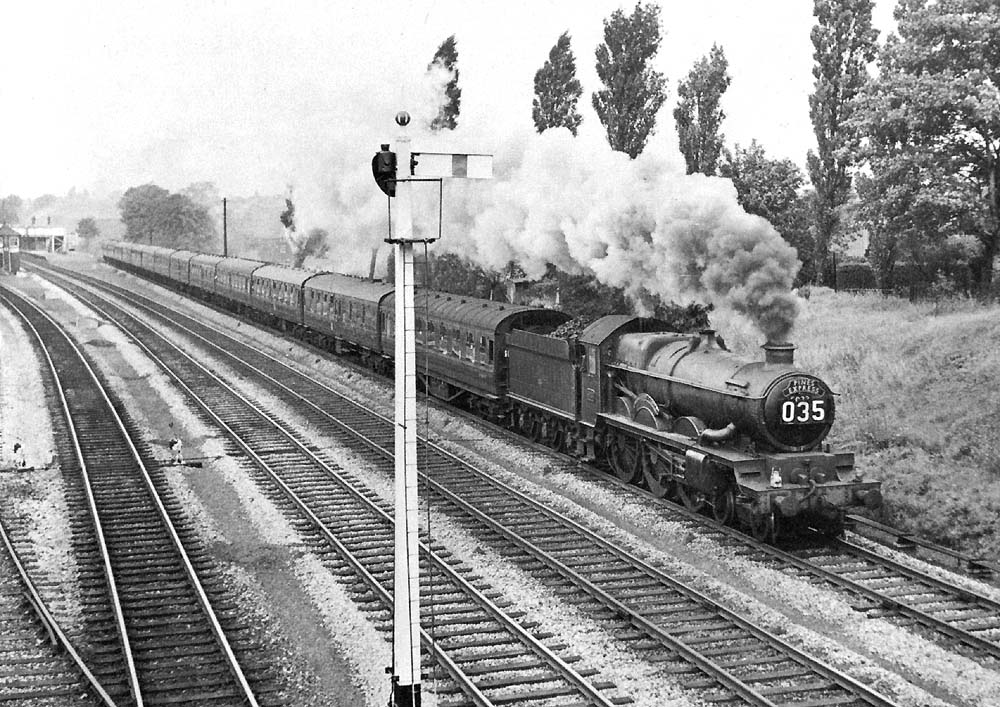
[545,422,566,452]
[711,488,735,525]
[519,412,542,442]
[677,483,706,513]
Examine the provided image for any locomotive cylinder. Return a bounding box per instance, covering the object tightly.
[614,330,835,452]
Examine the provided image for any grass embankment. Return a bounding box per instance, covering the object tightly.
[714,289,1000,562]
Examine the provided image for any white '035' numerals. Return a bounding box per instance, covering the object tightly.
[780,400,826,423]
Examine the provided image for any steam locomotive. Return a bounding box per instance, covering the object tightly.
[101,241,881,542]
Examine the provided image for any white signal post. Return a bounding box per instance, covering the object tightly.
[382,111,491,707]
[388,110,421,707]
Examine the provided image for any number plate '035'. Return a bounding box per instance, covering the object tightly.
[780,399,826,424]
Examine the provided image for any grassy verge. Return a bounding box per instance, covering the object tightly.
[713,288,1000,562]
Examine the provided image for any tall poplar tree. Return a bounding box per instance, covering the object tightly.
[674,44,730,175]
[428,35,461,131]
[532,32,583,135]
[592,2,667,158]
[807,0,878,284]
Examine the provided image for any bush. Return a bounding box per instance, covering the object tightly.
[836,260,877,290]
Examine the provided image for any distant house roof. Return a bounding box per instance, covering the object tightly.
[11,226,68,237]
[0,224,19,237]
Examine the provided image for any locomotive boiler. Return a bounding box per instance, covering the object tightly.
[612,330,835,453]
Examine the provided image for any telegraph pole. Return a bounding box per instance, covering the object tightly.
[222,198,228,256]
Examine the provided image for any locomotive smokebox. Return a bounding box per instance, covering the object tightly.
[763,341,795,366]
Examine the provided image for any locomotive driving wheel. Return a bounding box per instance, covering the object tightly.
[607,432,641,484]
[641,451,674,498]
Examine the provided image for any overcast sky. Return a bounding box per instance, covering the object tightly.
[1,0,898,200]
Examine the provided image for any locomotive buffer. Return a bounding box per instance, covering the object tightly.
[374,111,492,707]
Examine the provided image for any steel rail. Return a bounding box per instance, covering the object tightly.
[0,288,260,707]
[845,514,998,582]
[51,280,622,707]
[0,514,120,707]
[1,290,144,707]
[35,265,900,706]
[27,258,1000,588]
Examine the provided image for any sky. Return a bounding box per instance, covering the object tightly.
[1,0,899,200]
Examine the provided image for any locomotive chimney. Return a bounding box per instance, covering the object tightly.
[699,329,718,350]
[763,341,795,365]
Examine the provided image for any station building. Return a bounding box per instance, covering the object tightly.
[12,222,73,253]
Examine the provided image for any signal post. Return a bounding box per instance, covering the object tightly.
[373,111,491,707]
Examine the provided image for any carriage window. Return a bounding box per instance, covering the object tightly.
[479,336,487,363]
[466,332,475,360]
[588,349,597,375]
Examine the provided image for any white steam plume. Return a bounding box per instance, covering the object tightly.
[293,68,801,342]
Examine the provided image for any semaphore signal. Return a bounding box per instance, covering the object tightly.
[375,110,492,707]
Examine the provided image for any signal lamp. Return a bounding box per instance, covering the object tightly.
[372,144,397,197]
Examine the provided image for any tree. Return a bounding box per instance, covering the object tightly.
[118,184,216,249]
[76,217,100,241]
[119,184,170,242]
[852,0,1000,291]
[592,2,667,158]
[532,32,584,136]
[807,0,879,284]
[428,35,461,131]
[674,44,730,175]
[156,193,217,249]
[279,198,295,232]
[1,195,22,224]
[720,141,815,284]
[428,252,503,300]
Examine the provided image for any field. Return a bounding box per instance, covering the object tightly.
[713,288,1000,562]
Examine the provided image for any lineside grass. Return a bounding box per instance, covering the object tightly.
[713,288,1000,561]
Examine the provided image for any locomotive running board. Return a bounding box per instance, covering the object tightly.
[598,413,765,475]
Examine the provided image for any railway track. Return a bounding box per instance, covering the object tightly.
[845,514,998,583]
[0,287,265,707]
[0,514,115,706]
[23,268,635,706]
[23,263,909,705]
[37,260,1000,667]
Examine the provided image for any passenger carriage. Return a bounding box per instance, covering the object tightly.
[168,249,199,287]
[304,273,394,363]
[189,253,226,298]
[407,291,568,413]
[215,257,265,313]
[249,265,317,331]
